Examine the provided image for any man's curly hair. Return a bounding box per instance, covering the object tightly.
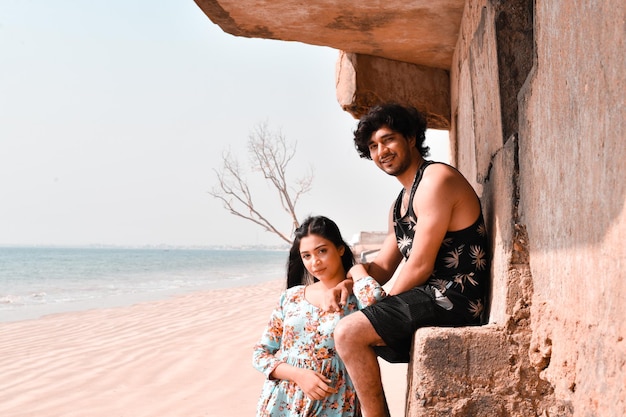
[353,103,429,160]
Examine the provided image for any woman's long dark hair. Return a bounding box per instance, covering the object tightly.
[286,216,355,288]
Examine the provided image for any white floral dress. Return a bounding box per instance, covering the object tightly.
[252,277,385,417]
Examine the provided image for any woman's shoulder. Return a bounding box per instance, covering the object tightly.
[281,285,306,303]
[284,284,305,293]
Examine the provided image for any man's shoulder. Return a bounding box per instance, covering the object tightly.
[423,162,473,187]
[419,162,461,189]
[423,161,458,176]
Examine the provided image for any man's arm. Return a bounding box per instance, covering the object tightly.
[388,165,457,295]
[365,218,403,286]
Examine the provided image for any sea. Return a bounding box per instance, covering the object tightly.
[0,246,288,323]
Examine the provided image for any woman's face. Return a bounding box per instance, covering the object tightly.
[299,234,345,285]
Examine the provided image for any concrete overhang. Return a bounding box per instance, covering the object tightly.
[193,0,465,70]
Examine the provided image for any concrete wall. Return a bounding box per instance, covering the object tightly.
[440,0,625,415]
[520,0,626,414]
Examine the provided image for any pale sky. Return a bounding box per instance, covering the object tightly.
[0,0,449,248]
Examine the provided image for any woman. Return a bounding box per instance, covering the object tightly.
[252,216,386,416]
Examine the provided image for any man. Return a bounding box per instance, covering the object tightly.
[331,103,490,417]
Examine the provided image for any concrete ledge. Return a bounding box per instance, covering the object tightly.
[406,325,510,416]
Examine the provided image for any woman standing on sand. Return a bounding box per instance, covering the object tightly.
[252,216,386,417]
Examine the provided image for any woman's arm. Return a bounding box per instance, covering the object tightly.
[322,205,401,312]
[252,291,337,400]
[270,363,337,400]
[252,293,286,377]
[349,263,387,309]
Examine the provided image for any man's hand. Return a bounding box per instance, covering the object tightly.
[294,369,337,400]
[321,279,353,312]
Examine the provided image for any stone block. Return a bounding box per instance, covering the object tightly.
[336,52,451,130]
[406,325,510,417]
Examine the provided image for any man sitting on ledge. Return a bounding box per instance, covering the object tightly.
[328,103,491,417]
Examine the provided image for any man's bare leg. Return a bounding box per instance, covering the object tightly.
[335,311,390,417]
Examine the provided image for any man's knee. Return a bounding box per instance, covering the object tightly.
[335,313,358,354]
[335,312,373,354]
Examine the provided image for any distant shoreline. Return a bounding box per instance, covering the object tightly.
[0,247,288,323]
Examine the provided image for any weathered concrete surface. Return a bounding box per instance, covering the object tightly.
[466,5,502,185]
[479,131,516,324]
[449,0,626,415]
[193,0,465,69]
[407,326,510,416]
[517,0,626,415]
[336,52,451,129]
[407,318,558,417]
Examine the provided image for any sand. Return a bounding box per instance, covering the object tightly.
[0,279,407,417]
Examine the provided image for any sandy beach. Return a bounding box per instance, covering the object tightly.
[0,279,407,417]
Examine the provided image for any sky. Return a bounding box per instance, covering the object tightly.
[0,0,449,248]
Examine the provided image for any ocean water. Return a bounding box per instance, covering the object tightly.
[0,247,288,322]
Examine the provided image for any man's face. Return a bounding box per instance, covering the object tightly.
[367,126,414,176]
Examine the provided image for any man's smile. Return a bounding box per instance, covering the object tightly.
[379,153,395,165]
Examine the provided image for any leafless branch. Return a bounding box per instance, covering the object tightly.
[209,122,314,244]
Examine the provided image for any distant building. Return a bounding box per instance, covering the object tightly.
[350,231,387,262]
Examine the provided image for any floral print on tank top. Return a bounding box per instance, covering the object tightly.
[393,161,490,322]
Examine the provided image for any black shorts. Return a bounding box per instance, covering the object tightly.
[361,286,468,363]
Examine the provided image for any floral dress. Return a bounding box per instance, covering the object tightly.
[252,277,386,417]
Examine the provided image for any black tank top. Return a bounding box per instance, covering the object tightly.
[393,161,490,322]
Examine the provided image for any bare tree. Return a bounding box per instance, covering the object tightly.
[209,122,313,244]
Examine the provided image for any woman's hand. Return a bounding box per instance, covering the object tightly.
[294,368,337,400]
[321,279,353,312]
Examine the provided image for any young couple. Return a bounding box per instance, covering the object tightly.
[253,103,491,417]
